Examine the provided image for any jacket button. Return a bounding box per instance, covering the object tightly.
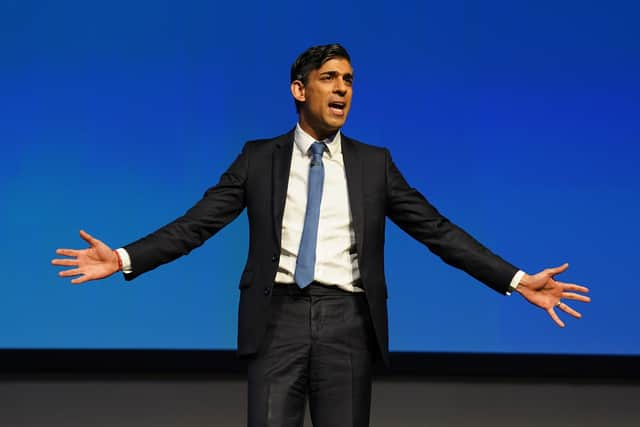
[264,287,271,296]
[271,255,277,262]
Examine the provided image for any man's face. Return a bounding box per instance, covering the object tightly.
[291,58,353,140]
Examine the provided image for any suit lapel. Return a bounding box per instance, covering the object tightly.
[272,130,295,248]
[341,135,365,261]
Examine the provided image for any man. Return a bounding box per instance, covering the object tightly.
[52,44,590,426]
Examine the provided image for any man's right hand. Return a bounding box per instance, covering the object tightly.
[51,230,120,284]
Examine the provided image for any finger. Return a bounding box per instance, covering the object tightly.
[560,283,589,293]
[71,275,90,285]
[547,263,569,276]
[547,308,565,328]
[56,248,80,257]
[79,229,98,246]
[51,259,79,267]
[561,292,591,303]
[58,268,82,277]
[558,302,582,319]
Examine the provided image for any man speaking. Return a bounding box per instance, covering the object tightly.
[52,44,590,426]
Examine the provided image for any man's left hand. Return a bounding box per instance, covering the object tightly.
[516,263,590,327]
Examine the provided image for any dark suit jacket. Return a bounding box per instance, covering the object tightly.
[123,129,518,365]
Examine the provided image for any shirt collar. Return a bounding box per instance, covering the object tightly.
[294,123,342,158]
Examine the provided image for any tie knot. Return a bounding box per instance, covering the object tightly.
[310,142,325,165]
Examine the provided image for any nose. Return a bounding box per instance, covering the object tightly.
[333,78,348,95]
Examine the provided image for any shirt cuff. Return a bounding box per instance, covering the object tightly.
[115,248,133,274]
[507,270,525,295]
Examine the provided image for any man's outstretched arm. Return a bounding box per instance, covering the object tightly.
[384,150,591,327]
[51,142,251,283]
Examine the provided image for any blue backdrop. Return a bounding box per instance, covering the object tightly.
[1,0,638,354]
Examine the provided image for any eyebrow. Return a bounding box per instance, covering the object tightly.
[319,71,354,79]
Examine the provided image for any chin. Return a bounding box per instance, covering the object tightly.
[323,123,344,134]
[326,116,347,129]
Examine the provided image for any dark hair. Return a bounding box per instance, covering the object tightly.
[290,43,351,112]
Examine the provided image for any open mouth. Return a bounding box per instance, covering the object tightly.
[328,101,346,116]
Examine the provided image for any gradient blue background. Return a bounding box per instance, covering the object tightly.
[1,0,638,354]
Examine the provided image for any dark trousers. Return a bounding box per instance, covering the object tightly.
[247,283,376,427]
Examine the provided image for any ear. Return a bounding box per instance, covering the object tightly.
[290,80,306,103]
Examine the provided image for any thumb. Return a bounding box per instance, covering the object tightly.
[547,263,569,276]
[79,229,99,246]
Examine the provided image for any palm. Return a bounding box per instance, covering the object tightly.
[78,243,114,274]
[52,230,119,284]
[522,272,563,309]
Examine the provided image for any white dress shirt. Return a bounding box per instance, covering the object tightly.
[274,124,363,292]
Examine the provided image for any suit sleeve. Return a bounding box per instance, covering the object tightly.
[122,142,250,281]
[384,149,518,294]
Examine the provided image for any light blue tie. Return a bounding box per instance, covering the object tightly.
[294,142,325,288]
